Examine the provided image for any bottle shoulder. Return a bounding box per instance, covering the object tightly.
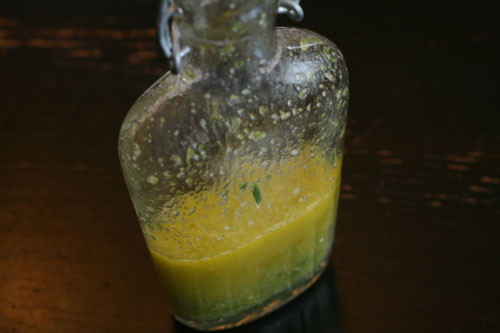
[274,27,348,93]
[276,26,347,71]
[119,27,349,145]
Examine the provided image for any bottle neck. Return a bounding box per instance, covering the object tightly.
[176,0,279,74]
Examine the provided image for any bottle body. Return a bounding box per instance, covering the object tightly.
[119,26,348,330]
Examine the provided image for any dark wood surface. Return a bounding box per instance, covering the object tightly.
[1,1,499,332]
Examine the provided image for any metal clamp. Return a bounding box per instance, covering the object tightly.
[278,0,304,22]
[158,0,190,74]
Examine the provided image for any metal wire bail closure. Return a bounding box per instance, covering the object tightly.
[158,0,190,74]
[278,0,304,22]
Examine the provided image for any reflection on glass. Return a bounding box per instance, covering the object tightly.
[172,264,340,333]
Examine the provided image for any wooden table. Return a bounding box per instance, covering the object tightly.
[1,1,499,332]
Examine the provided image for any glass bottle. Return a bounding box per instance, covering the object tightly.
[118,0,348,330]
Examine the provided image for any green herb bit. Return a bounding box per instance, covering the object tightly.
[235,60,244,69]
[299,89,307,99]
[211,101,221,120]
[300,37,310,51]
[186,147,195,165]
[239,182,247,191]
[223,43,234,55]
[322,46,330,56]
[231,22,243,33]
[231,118,242,129]
[306,71,313,83]
[259,105,268,115]
[332,150,336,162]
[171,154,183,166]
[249,131,265,141]
[184,69,195,80]
[309,36,322,44]
[220,189,229,199]
[251,184,262,204]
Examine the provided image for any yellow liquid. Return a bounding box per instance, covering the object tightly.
[145,152,341,327]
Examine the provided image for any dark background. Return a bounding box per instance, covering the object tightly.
[1,0,499,332]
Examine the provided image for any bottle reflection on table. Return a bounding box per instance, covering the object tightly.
[173,263,341,333]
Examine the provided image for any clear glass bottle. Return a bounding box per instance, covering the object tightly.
[118,0,348,330]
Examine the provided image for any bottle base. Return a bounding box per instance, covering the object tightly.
[174,258,329,331]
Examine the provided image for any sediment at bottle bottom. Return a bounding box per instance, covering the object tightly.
[173,255,330,331]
